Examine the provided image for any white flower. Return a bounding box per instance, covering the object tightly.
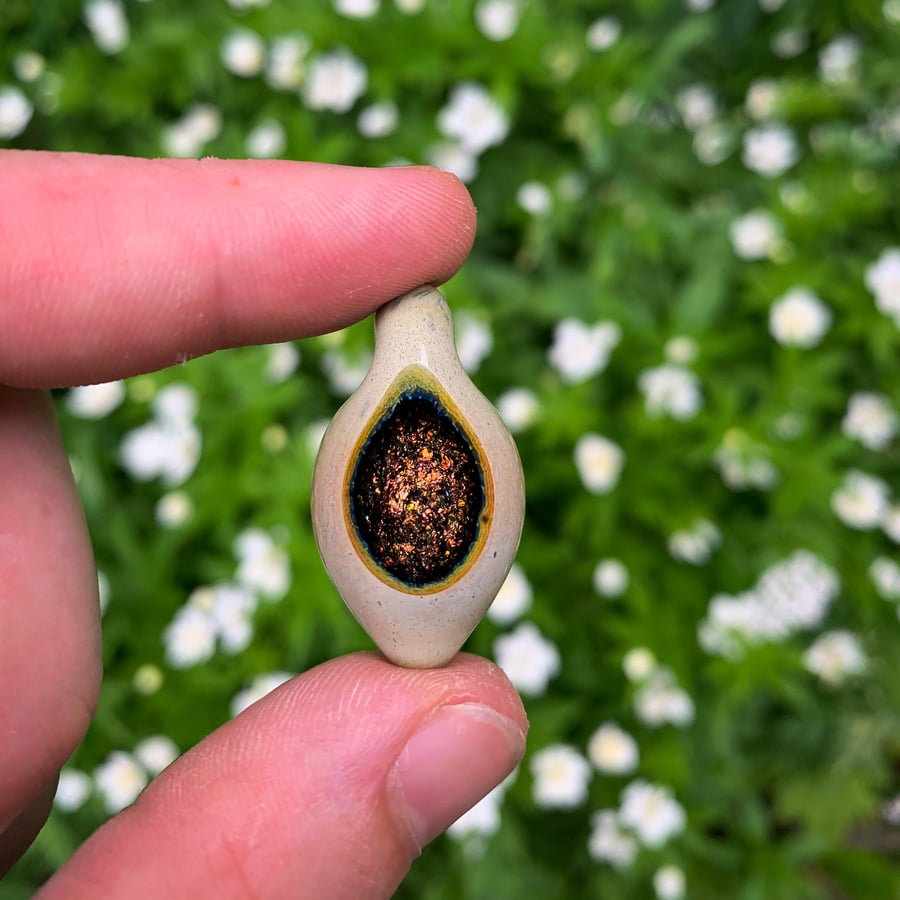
[574,434,624,495]
[153,383,198,426]
[55,769,92,812]
[619,780,686,848]
[531,745,591,808]
[745,78,780,120]
[321,349,372,397]
[97,570,110,615]
[119,420,201,486]
[155,491,193,528]
[699,551,840,658]
[638,364,702,420]
[395,0,425,10]
[66,381,125,419]
[84,0,129,54]
[883,794,900,825]
[831,470,890,530]
[94,751,148,814]
[864,248,900,324]
[654,865,686,900]
[162,104,222,158]
[819,35,860,85]
[669,518,720,565]
[334,0,379,17]
[714,428,779,491]
[304,50,368,114]
[693,123,732,165]
[517,181,553,216]
[261,425,288,455]
[264,342,300,383]
[235,528,291,601]
[548,318,621,383]
[207,584,257,652]
[664,336,698,365]
[163,604,217,668]
[676,84,718,130]
[586,17,622,51]
[0,85,34,140]
[134,736,179,776]
[455,312,493,373]
[13,51,45,83]
[870,557,900,600]
[221,30,265,78]
[746,550,840,640]
[493,622,560,695]
[769,287,831,347]
[246,119,286,158]
[804,631,867,685]
[266,34,311,91]
[842,392,897,450]
[487,563,533,625]
[872,105,900,149]
[588,810,638,869]
[729,210,781,260]
[437,82,509,155]
[426,141,479,182]
[634,667,695,727]
[884,506,900,544]
[623,647,657,682]
[496,387,540,432]
[758,552,837,631]
[587,723,639,775]
[743,124,798,177]
[133,664,163,695]
[357,101,398,138]
[592,559,629,598]
[230,671,293,717]
[475,0,521,41]
[772,28,808,59]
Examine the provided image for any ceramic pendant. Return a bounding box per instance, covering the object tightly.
[311,285,525,668]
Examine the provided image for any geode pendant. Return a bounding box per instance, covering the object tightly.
[311,285,525,668]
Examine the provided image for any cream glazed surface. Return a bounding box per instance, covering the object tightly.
[311,285,525,668]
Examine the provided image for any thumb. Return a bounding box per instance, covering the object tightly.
[40,653,527,900]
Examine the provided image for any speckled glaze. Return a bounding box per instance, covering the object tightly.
[311,285,525,668]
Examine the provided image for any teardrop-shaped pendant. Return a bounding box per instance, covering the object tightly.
[311,285,525,668]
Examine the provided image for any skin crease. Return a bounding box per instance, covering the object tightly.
[0,151,528,899]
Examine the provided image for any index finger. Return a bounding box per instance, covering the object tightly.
[0,152,476,388]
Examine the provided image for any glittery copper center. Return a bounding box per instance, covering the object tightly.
[350,394,484,586]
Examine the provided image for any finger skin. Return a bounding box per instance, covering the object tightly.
[39,654,527,900]
[0,389,101,838]
[0,152,477,388]
[0,779,57,876]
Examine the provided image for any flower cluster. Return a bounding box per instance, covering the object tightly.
[163,528,291,668]
[699,550,839,658]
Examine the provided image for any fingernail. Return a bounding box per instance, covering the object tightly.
[390,703,526,848]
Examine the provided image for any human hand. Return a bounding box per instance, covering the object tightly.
[0,151,528,898]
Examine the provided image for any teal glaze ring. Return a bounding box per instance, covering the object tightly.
[311,285,525,668]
